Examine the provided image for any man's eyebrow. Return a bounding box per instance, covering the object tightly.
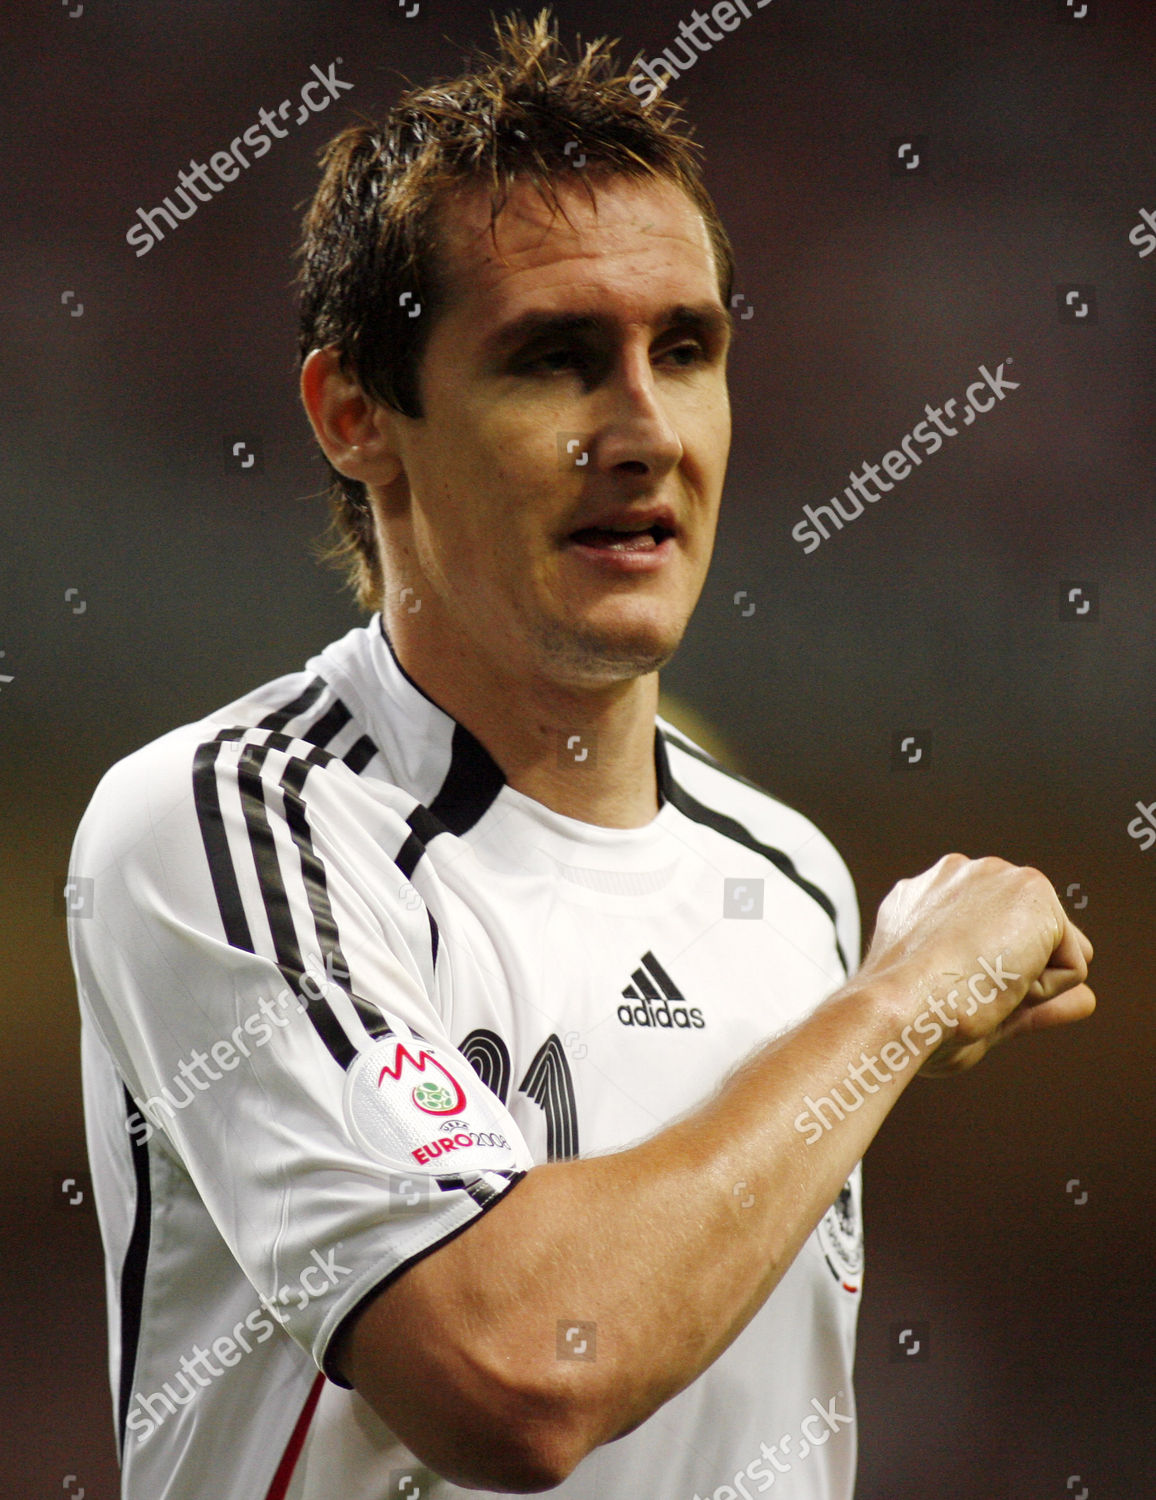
[483,302,734,358]
[664,303,734,345]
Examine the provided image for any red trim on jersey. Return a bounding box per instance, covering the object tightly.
[264,1372,325,1500]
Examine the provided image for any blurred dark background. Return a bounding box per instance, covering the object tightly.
[3,1,1154,1495]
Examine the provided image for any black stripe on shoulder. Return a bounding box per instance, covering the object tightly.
[378,739,495,979]
[393,830,424,882]
[427,908,440,971]
[257,676,328,733]
[193,732,254,953]
[406,802,446,847]
[392,802,444,881]
[264,726,435,1007]
[299,698,352,749]
[658,732,849,976]
[379,618,505,837]
[658,723,776,803]
[277,754,391,1045]
[388,811,441,977]
[235,742,364,1068]
[236,742,306,971]
[117,1083,152,1459]
[192,730,390,1070]
[427,721,506,835]
[259,676,383,771]
[343,735,379,774]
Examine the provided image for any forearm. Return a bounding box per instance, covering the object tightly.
[344,972,923,1485]
[343,855,1094,1489]
[501,974,920,1435]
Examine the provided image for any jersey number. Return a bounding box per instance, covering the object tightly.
[460,1029,579,1162]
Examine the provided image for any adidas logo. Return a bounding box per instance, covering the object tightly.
[618,950,704,1030]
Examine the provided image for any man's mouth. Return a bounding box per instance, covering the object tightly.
[567,523,674,552]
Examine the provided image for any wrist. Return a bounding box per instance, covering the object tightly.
[825,967,945,1073]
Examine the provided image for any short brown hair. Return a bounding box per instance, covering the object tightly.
[295,7,735,612]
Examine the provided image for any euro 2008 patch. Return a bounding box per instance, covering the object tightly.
[343,1034,522,1175]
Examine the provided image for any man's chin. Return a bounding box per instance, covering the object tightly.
[532,614,685,685]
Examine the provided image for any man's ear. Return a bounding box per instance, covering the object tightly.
[299,347,403,486]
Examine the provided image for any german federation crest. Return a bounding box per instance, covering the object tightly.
[344,1034,524,1176]
[817,1174,863,1294]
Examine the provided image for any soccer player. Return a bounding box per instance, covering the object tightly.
[69,12,1094,1498]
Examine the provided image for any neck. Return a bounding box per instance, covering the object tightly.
[383,610,661,829]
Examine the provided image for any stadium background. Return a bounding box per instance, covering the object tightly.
[2,1,1154,1494]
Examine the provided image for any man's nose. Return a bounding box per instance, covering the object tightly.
[592,348,683,478]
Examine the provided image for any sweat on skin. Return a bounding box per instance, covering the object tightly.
[794,953,1021,1143]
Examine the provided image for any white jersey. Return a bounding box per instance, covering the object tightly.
[69,615,864,1500]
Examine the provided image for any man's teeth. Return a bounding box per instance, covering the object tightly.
[569,523,669,549]
[594,528,656,548]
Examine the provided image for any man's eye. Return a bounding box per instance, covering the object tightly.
[517,340,706,376]
[662,341,706,366]
[523,347,582,373]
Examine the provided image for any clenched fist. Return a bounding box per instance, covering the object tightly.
[857,854,1095,1075]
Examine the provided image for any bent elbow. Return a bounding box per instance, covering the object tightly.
[404,1409,588,1493]
[360,1364,596,1493]
[475,1427,585,1493]
[479,1357,607,1490]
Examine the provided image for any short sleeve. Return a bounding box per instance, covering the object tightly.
[68,722,533,1383]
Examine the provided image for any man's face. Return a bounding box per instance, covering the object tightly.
[378,171,732,687]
